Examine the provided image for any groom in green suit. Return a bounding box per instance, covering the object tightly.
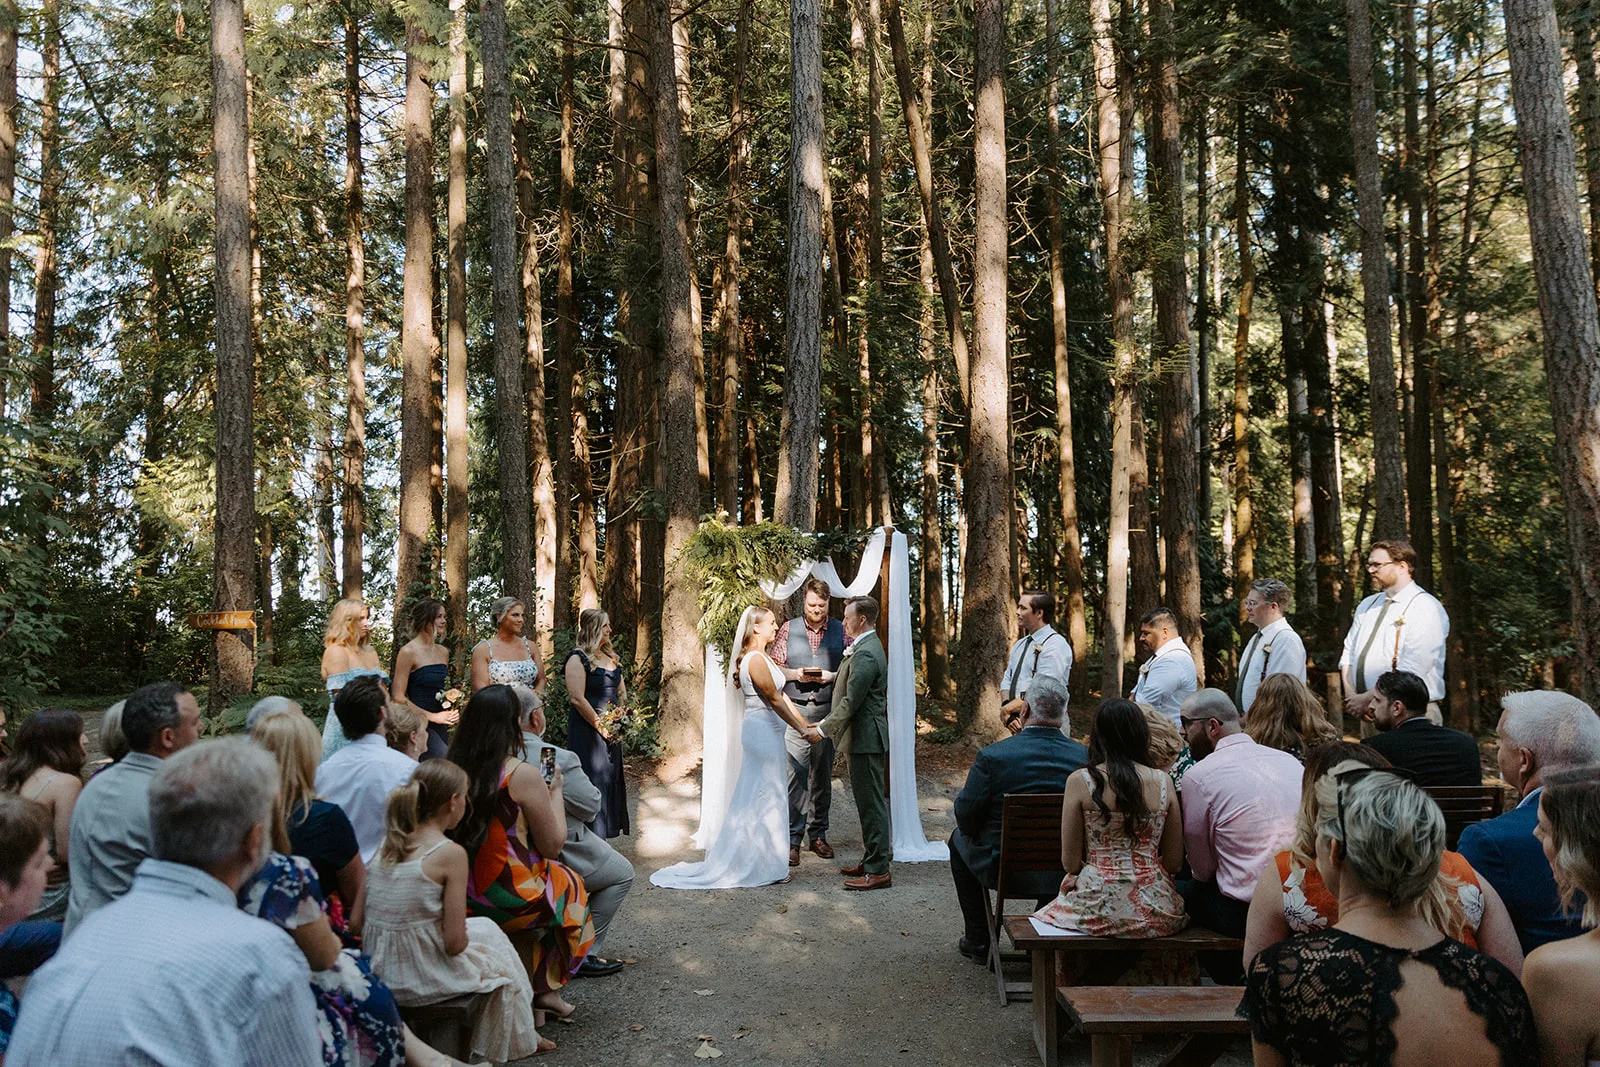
[819,596,893,891]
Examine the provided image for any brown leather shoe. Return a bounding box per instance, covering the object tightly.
[838,862,866,877]
[789,847,801,867]
[809,838,835,859]
[843,872,892,891]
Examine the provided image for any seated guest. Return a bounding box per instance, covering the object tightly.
[949,674,1088,961]
[385,701,430,761]
[97,699,128,766]
[1034,698,1185,936]
[1130,608,1198,726]
[254,712,365,932]
[1364,669,1481,787]
[7,740,321,1065]
[0,794,51,1056]
[316,675,418,864]
[446,684,593,1022]
[1243,742,1523,976]
[1241,766,1534,1066]
[1242,675,1338,761]
[1523,764,1600,1064]
[1458,690,1600,953]
[363,760,547,1059]
[246,695,302,734]
[515,684,633,977]
[2,708,86,923]
[1179,688,1302,941]
[1139,703,1185,773]
[65,681,200,933]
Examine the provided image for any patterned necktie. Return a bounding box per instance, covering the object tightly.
[1236,632,1262,711]
[1354,599,1393,693]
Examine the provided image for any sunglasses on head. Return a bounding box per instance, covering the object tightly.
[1331,764,1416,846]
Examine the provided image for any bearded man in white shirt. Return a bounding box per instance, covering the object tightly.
[1340,539,1449,725]
[1235,578,1308,713]
[1131,607,1198,726]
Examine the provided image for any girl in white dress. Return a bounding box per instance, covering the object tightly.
[651,606,826,890]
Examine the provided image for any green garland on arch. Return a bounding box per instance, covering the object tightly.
[681,515,876,662]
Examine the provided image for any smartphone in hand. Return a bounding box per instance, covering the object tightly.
[540,745,557,784]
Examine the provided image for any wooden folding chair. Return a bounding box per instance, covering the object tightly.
[983,792,1066,1006]
[1423,784,1506,849]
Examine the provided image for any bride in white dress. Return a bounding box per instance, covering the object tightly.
[652,606,825,889]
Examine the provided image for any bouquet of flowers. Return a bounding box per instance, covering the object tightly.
[595,703,636,738]
[436,687,466,717]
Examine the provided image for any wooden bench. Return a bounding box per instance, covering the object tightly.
[983,793,1067,1006]
[1004,915,1245,1067]
[400,993,480,1060]
[1423,784,1505,849]
[1060,986,1247,1067]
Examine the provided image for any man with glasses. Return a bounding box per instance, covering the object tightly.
[1340,539,1449,724]
[1235,578,1307,714]
[1176,689,1302,956]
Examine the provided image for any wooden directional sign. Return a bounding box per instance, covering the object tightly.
[186,610,257,630]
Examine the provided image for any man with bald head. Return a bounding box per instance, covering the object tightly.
[1178,688,1303,944]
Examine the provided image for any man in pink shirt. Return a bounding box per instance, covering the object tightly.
[1178,688,1302,974]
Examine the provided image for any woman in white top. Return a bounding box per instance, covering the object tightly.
[471,598,544,693]
[321,599,390,760]
[651,606,825,890]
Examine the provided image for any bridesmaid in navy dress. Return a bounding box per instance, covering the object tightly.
[563,609,629,838]
[392,599,455,761]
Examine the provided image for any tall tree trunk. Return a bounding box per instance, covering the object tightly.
[1044,0,1087,690]
[959,0,1011,737]
[1347,0,1408,539]
[341,2,366,601]
[1503,0,1600,703]
[649,0,705,756]
[482,0,533,610]
[855,0,889,523]
[1403,0,1435,584]
[884,0,970,406]
[775,0,824,532]
[1286,309,1317,611]
[919,0,952,700]
[1569,0,1600,287]
[714,0,751,516]
[0,0,15,416]
[1232,103,1256,626]
[1195,103,1213,536]
[445,0,470,660]
[211,0,255,708]
[395,18,437,634]
[1149,0,1201,671]
[30,0,59,427]
[513,101,557,657]
[1094,0,1133,696]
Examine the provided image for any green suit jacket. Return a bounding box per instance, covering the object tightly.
[819,630,888,755]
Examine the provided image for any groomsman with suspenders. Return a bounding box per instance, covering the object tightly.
[1341,539,1450,725]
[1000,591,1073,733]
[1235,578,1308,713]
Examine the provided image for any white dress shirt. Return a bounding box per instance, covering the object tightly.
[315,733,418,862]
[1131,636,1199,726]
[7,859,321,1067]
[1340,582,1449,701]
[1236,616,1308,713]
[1000,623,1073,699]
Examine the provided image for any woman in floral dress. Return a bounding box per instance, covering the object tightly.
[1033,698,1187,936]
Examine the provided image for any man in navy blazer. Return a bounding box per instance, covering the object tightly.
[1457,690,1600,953]
[950,673,1088,961]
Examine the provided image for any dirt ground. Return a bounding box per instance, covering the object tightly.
[515,748,1252,1067]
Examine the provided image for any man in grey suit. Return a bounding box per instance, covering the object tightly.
[819,596,892,891]
[65,681,201,935]
[515,685,633,977]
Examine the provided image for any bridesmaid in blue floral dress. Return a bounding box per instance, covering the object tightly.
[239,851,408,1067]
[321,598,390,761]
[394,598,455,761]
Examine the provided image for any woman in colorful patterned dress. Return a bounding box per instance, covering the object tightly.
[446,684,594,1022]
[1242,741,1524,975]
[1033,698,1188,936]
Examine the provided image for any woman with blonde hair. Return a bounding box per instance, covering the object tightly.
[1241,766,1534,1066]
[563,608,629,837]
[321,598,389,760]
[470,597,542,694]
[385,703,430,762]
[253,712,366,930]
[1243,740,1522,976]
[1523,764,1600,1065]
[1244,674,1339,761]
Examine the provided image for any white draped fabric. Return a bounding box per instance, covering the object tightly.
[690,526,946,864]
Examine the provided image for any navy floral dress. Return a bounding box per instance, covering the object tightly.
[240,852,405,1067]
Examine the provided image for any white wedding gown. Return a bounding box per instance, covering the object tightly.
[651,651,792,890]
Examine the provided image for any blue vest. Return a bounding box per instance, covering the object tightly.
[783,617,846,714]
